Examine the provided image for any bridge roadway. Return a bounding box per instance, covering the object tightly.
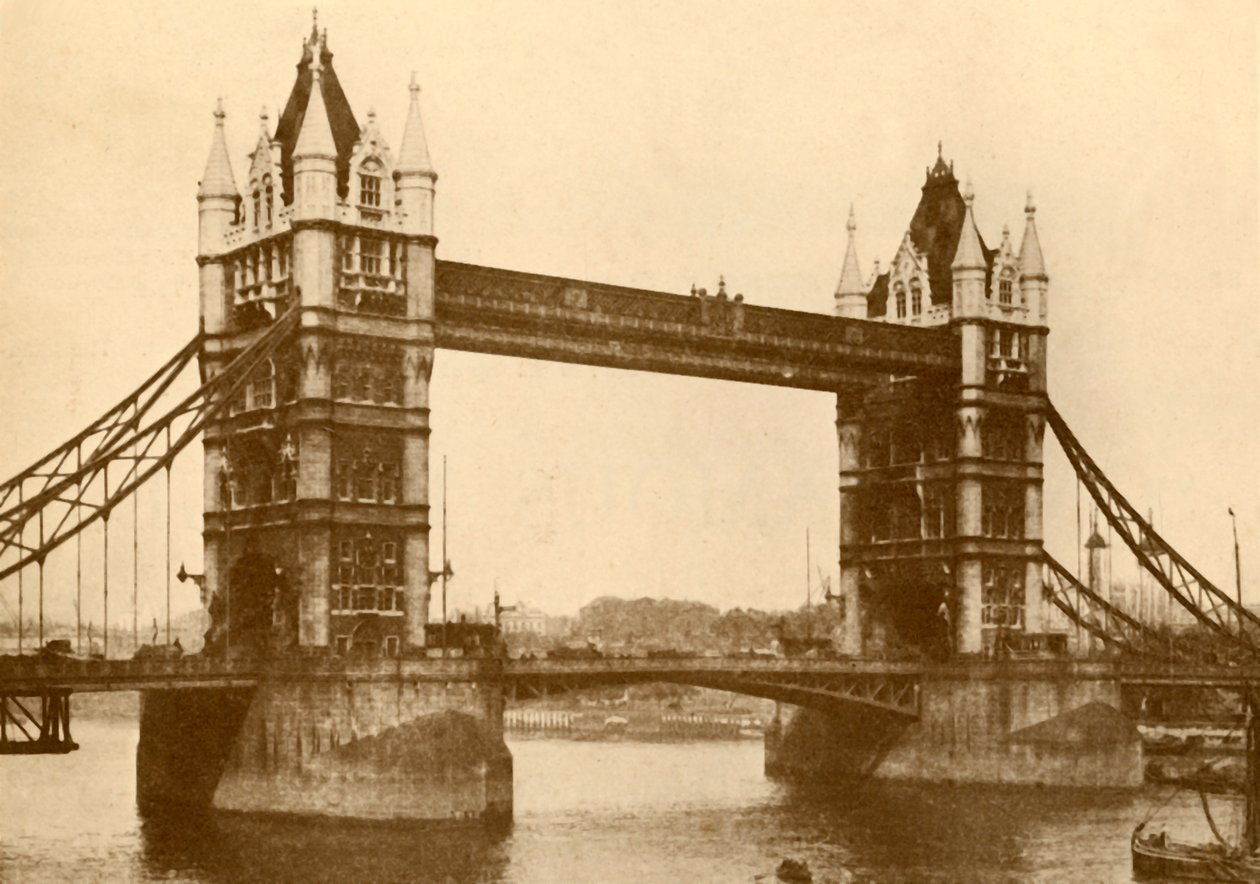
[1,654,1255,716]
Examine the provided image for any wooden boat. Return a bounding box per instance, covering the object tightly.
[774,858,812,883]
[1133,687,1260,881]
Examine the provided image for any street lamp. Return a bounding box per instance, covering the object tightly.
[1230,508,1243,607]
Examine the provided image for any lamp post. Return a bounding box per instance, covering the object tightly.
[1230,507,1243,608]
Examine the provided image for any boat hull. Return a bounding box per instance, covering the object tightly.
[1132,828,1260,881]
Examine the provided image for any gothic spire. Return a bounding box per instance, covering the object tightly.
[198,98,239,199]
[294,56,337,160]
[835,203,865,296]
[1019,190,1047,280]
[397,72,435,176]
[951,178,986,271]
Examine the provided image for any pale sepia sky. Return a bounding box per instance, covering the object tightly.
[0,0,1257,626]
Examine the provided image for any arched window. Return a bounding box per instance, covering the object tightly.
[894,282,907,319]
[359,161,381,208]
[263,175,273,226]
[999,271,1013,305]
[910,279,923,315]
[252,189,261,229]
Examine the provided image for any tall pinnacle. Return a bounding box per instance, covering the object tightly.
[1019,190,1047,279]
[293,57,337,160]
[198,99,239,199]
[397,71,435,176]
[951,178,985,271]
[835,203,865,296]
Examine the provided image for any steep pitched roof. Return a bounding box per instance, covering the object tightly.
[274,29,360,204]
[906,152,993,304]
[866,272,889,318]
[869,150,1003,317]
[293,64,338,161]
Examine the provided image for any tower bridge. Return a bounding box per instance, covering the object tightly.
[0,17,1252,823]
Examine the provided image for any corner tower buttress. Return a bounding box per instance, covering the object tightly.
[195,23,438,657]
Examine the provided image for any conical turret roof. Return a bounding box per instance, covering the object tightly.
[951,179,987,271]
[1019,191,1047,279]
[398,73,435,176]
[274,26,360,203]
[835,204,864,296]
[198,99,239,199]
[294,58,337,161]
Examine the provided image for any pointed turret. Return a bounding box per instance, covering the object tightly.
[199,99,239,201]
[398,73,435,176]
[1018,191,1047,281]
[291,53,339,221]
[294,58,337,161]
[951,179,986,272]
[834,204,867,318]
[198,99,239,257]
[274,22,359,205]
[1019,190,1049,330]
[950,178,989,388]
[397,72,437,237]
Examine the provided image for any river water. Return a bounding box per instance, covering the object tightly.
[0,718,1224,882]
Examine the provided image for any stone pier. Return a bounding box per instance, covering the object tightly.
[137,658,512,823]
[765,661,1142,788]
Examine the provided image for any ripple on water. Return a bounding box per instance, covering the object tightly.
[0,721,1224,883]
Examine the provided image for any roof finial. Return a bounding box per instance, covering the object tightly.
[963,176,974,205]
[214,97,225,122]
[718,275,727,297]
[367,107,376,124]
[846,202,857,233]
[1025,189,1036,216]
[937,139,943,160]
[410,70,421,96]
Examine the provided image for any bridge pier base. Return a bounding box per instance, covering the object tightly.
[137,661,512,824]
[765,663,1142,788]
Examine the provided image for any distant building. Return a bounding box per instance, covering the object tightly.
[500,602,546,635]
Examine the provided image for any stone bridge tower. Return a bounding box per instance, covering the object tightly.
[833,150,1050,657]
[195,23,437,656]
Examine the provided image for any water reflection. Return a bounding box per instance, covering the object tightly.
[0,721,1219,883]
[767,779,1144,882]
[138,808,510,884]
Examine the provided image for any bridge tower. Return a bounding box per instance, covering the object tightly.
[195,24,436,656]
[137,22,511,822]
[834,150,1051,658]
